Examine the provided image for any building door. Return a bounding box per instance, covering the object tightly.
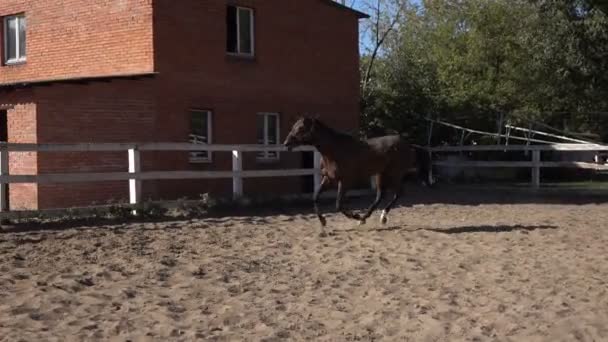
[0,110,8,209]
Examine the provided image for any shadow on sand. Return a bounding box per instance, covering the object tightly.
[339,224,558,234]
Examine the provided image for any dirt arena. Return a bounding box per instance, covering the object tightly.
[1,188,608,341]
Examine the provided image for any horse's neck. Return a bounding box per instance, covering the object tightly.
[314,142,340,161]
[314,125,360,161]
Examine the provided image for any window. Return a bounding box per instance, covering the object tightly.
[257,113,280,160]
[3,14,26,64]
[189,110,213,163]
[226,6,254,56]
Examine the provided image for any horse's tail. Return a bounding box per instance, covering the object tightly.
[411,144,434,187]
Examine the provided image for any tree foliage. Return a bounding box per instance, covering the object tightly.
[360,0,608,143]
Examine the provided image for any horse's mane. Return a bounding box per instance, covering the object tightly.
[314,119,358,141]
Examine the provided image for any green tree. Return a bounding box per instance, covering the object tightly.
[360,0,608,142]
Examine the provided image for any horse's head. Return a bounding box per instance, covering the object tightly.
[283,116,318,151]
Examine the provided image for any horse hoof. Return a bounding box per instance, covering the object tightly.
[319,231,329,238]
[380,210,388,225]
[358,220,366,226]
[319,217,327,227]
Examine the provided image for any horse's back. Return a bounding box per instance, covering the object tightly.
[365,134,403,152]
[366,134,417,173]
[366,134,414,155]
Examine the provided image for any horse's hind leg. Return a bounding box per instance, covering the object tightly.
[380,183,403,225]
[336,181,362,221]
[358,174,384,225]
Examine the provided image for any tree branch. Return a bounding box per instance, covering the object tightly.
[362,0,406,96]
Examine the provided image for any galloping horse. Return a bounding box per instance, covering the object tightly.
[284,117,431,233]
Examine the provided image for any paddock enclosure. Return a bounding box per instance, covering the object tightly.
[1,189,608,341]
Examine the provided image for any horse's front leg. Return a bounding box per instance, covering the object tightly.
[314,176,329,228]
[336,181,362,222]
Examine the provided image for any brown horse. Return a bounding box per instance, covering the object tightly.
[284,117,431,233]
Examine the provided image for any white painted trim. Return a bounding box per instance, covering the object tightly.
[229,6,255,57]
[3,14,26,65]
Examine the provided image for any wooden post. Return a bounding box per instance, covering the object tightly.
[496,112,504,145]
[428,150,434,186]
[313,150,322,192]
[128,147,141,213]
[459,130,465,156]
[232,150,243,200]
[426,120,435,187]
[427,121,434,147]
[0,146,8,212]
[531,150,540,189]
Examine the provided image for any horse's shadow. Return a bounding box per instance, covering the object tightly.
[338,224,558,234]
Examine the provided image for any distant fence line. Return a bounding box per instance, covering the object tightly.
[429,143,608,188]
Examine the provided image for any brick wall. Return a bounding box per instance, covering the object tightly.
[1,90,38,209]
[150,0,361,198]
[0,0,154,84]
[34,79,157,209]
[0,0,362,209]
[153,0,360,131]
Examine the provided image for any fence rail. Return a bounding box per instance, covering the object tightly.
[0,143,321,212]
[430,143,608,188]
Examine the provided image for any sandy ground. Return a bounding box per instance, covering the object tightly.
[1,189,608,341]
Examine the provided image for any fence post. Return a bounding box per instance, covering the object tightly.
[428,150,434,186]
[128,147,141,213]
[0,146,8,212]
[531,150,540,189]
[232,150,243,200]
[313,150,322,192]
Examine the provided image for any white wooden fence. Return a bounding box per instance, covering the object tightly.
[0,143,323,212]
[430,143,608,188]
[2,141,606,213]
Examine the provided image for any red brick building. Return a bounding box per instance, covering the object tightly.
[0,0,366,210]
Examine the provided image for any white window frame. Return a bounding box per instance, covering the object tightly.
[189,109,213,163]
[257,112,280,161]
[3,14,26,65]
[227,6,255,57]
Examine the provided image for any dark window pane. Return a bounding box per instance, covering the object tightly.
[6,18,17,61]
[256,115,265,158]
[18,16,26,58]
[238,8,253,54]
[226,6,237,53]
[267,115,277,145]
[190,111,211,161]
[190,111,210,141]
[257,115,265,144]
